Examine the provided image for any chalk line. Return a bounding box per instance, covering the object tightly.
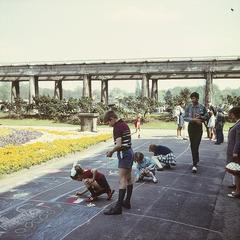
[59,182,145,240]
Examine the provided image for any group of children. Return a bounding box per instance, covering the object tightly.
[70,144,176,203]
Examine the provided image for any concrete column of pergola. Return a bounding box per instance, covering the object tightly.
[11,81,20,102]
[205,72,213,108]
[101,80,108,105]
[142,74,150,97]
[54,80,63,100]
[82,75,92,98]
[29,76,39,103]
[151,79,158,101]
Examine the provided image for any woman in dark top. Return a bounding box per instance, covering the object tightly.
[226,107,240,199]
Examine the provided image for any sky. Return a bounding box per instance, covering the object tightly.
[0,0,240,91]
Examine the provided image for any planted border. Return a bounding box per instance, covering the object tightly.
[0,133,111,175]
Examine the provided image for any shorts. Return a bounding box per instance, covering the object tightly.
[117,148,134,169]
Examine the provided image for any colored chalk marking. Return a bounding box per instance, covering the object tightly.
[73,198,84,204]
[66,197,78,203]
[109,170,118,176]
[36,203,44,207]
[13,192,29,198]
[87,203,96,207]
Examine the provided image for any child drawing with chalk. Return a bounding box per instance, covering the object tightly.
[134,152,158,183]
[70,163,115,202]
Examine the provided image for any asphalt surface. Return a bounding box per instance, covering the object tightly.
[0,131,240,240]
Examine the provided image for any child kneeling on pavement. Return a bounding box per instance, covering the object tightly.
[70,163,114,202]
[149,144,176,170]
[134,152,158,183]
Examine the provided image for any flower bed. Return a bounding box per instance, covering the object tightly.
[0,133,111,176]
[0,129,42,147]
[0,127,13,137]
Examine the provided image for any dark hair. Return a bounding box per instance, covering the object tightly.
[103,111,118,123]
[134,152,144,161]
[229,106,240,119]
[149,144,157,152]
[190,92,199,99]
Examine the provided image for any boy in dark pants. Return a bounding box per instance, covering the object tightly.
[184,92,208,173]
[103,111,134,215]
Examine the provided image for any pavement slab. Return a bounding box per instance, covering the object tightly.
[0,130,240,240]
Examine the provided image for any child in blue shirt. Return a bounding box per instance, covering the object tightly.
[134,152,158,183]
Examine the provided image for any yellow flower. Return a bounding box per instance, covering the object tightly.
[0,133,111,176]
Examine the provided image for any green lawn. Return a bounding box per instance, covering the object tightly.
[0,112,234,130]
[0,113,76,127]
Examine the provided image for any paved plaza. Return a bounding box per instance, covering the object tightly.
[0,130,240,240]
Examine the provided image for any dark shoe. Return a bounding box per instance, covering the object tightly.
[104,206,122,215]
[214,142,221,145]
[164,164,171,169]
[122,200,131,209]
[228,184,236,189]
[107,189,115,200]
[157,168,164,171]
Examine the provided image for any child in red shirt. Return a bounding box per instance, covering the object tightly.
[70,163,114,202]
[134,115,141,138]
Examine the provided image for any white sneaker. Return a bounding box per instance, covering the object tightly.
[192,166,197,173]
[152,176,158,183]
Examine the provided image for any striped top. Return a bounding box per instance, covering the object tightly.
[113,119,132,150]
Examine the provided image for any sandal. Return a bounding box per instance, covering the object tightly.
[85,196,97,203]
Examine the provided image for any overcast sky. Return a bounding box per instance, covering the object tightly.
[0,0,240,90]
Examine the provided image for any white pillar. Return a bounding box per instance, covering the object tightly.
[142,74,149,97]
[54,80,63,100]
[82,75,92,98]
[11,81,20,103]
[101,80,108,105]
[205,72,213,107]
[151,79,158,101]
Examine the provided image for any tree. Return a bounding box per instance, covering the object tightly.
[221,95,240,109]
[164,90,174,111]
[0,83,11,101]
[117,96,160,119]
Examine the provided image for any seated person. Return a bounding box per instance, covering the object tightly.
[149,144,176,170]
[70,163,114,202]
[134,152,158,183]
